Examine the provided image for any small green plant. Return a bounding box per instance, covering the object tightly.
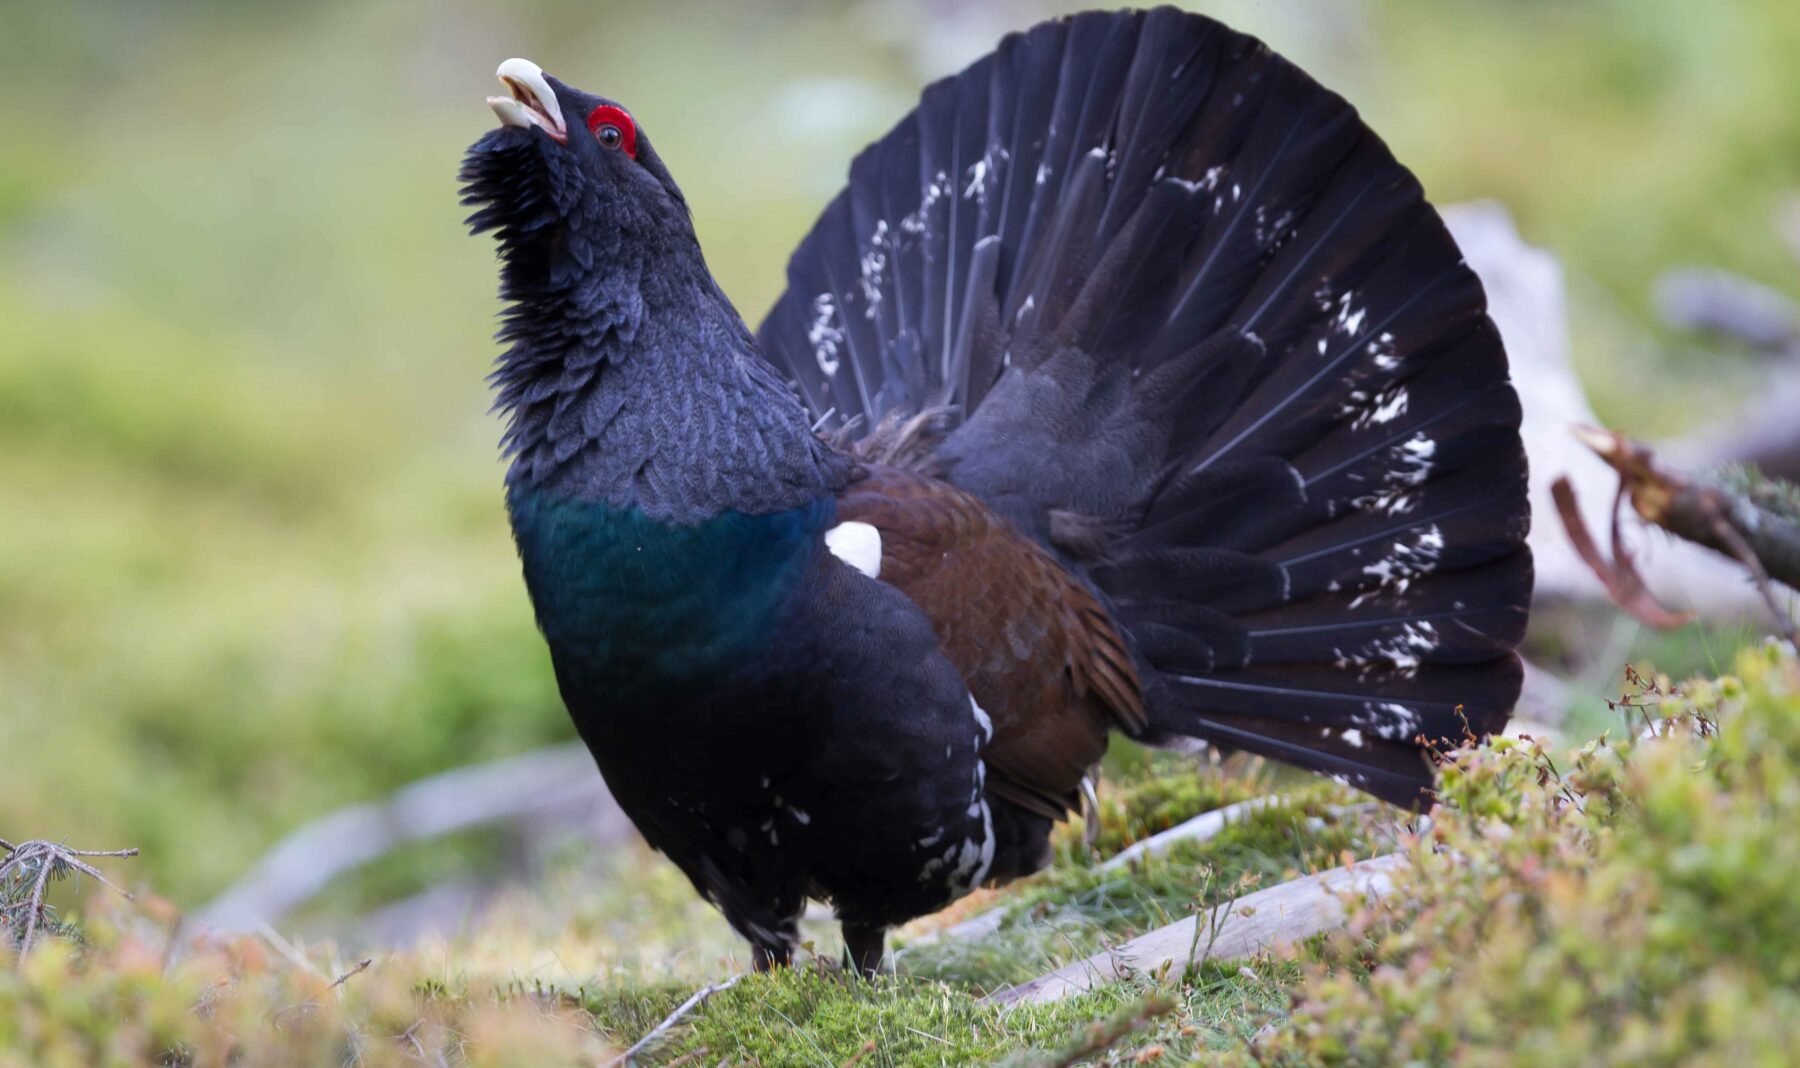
[0,838,136,963]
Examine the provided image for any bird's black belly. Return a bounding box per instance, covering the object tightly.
[509,484,1002,947]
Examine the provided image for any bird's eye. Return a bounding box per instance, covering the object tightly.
[585,104,639,160]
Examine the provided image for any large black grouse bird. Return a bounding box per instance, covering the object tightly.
[460,8,1531,975]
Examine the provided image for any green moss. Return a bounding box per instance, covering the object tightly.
[580,965,1154,1068]
[1231,647,1800,1065]
[901,780,1377,990]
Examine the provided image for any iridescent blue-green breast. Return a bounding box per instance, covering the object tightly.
[506,484,835,696]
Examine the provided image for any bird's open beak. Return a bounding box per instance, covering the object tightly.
[487,58,567,143]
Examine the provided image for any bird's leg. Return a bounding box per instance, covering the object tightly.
[734,903,800,972]
[842,922,887,979]
[751,942,793,972]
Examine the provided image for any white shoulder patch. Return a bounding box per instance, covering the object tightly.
[824,521,882,579]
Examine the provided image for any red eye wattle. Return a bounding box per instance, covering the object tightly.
[585,104,638,159]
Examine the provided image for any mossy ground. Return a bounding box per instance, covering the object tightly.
[13,651,1800,1064]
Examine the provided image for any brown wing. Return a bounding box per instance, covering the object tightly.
[836,464,1143,819]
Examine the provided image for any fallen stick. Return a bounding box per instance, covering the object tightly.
[198,744,627,932]
[985,852,1404,1005]
[601,974,742,1067]
[1097,796,1282,874]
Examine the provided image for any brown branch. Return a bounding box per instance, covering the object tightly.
[324,957,373,993]
[1551,475,1695,629]
[1573,426,1800,643]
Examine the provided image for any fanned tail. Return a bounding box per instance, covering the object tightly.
[757,7,1531,806]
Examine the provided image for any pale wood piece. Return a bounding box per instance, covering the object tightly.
[985,852,1405,1005]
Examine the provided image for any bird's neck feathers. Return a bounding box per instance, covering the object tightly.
[490,213,848,525]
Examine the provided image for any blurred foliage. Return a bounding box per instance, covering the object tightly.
[2,0,1797,912]
[0,908,616,1067]
[16,655,1800,1065]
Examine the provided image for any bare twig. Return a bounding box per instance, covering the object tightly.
[996,995,1176,1067]
[601,974,743,1067]
[273,956,375,1024]
[325,957,373,994]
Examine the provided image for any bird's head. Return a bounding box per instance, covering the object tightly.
[460,59,841,511]
[461,58,695,297]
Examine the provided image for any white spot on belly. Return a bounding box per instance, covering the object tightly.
[824,521,882,578]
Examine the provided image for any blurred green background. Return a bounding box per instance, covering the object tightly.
[2,0,1797,906]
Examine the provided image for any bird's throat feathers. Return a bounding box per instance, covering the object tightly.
[463,128,847,523]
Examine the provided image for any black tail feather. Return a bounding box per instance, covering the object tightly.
[757,7,1531,806]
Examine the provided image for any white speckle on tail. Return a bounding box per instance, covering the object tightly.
[1341,728,1366,748]
[1367,331,1401,372]
[1254,206,1296,250]
[1356,701,1424,741]
[1350,525,1446,607]
[1333,620,1440,680]
[963,144,1009,207]
[1350,433,1437,516]
[1014,295,1036,329]
[807,293,842,377]
[1330,291,1368,337]
[900,170,950,236]
[824,521,882,579]
[1342,385,1410,431]
[859,220,889,321]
